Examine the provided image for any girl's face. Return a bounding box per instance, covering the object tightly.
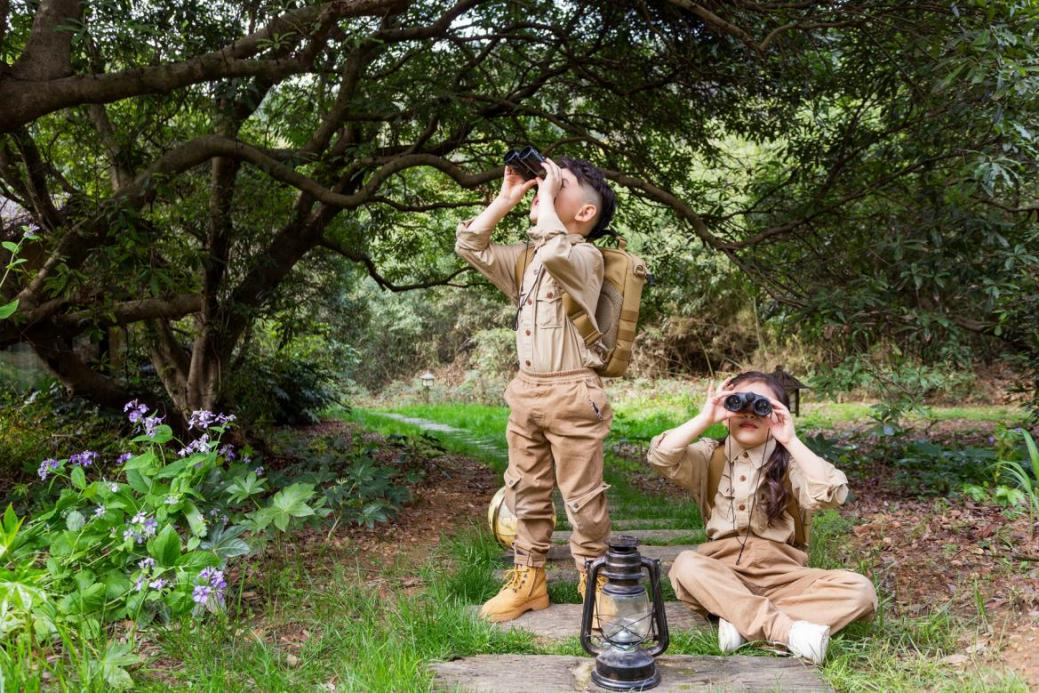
[724,380,781,448]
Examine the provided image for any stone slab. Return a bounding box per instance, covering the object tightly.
[482,602,707,641]
[497,545,697,582]
[431,654,831,692]
[551,529,702,545]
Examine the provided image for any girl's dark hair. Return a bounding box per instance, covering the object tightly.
[724,370,791,525]
[556,156,616,241]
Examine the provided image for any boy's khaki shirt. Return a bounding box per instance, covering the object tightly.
[455,217,606,373]
[646,433,849,544]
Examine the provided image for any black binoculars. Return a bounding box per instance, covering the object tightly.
[504,146,546,181]
[723,392,773,417]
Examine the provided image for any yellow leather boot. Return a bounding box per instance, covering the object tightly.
[478,566,549,622]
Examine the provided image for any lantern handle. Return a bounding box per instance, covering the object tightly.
[642,556,670,657]
[579,556,605,656]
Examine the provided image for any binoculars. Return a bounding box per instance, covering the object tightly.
[504,146,546,181]
[723,391,773,417]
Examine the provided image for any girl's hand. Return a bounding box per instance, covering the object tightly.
[698,380,736,426]
[766,399,796,444]
[497,167,538,208]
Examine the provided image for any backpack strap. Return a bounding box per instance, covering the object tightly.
[705,441,727,523]
[706,439,810,550]
[513,245,536,305]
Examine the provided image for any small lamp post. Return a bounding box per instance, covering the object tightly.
[419,371,435,402]
[580,536,670,691]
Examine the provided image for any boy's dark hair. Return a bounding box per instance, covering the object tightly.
[557,156,616,241]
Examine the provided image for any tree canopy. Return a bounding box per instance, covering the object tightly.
[0,0,1036,421]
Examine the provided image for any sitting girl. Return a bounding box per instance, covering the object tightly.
[646,371,876,664]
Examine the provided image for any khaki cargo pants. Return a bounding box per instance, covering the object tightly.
[503,369,612,570]
[669,536,877,644]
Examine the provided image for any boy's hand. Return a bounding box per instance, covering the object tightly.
[496,166,537,209]
[698,380,736,426]
[536,158,564,205]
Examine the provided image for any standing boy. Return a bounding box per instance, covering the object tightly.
[456,155,616,622]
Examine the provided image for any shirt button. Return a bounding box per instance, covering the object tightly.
[738,504,746,511]
[742,452,749,458]
[546,291,553,298]
[525,330,531,336]
[526,299,532,305]
[739,475,746,482]
[524,360,531,367]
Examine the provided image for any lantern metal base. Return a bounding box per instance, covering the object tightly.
[591,648,660,691]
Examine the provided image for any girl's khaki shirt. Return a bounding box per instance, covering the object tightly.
[647,434,849,544]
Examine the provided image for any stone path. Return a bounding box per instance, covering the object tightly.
[431,654,831,691]
[473,602,708,641]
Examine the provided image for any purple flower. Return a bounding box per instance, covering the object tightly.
[69,451,98,468]
[131,512,147,524]
[189,410,236,430]
[138,557,156,571]
[116,452,132,465]
[188,410,216,430]
[93,505,105,518]
[124,399,149,424]
[219,444,236,461]
[142,415,164,438]
[142,517,158,537]
[178,434,211,458]
[134,576,145,592]
[199,567,226,588]
[192,584,212,604]
[148,578,167,590]
[123,528,138,542]
[165,495,177,505]
[254,466,264,476]
[109,483,119,493]
[37,458,60,480]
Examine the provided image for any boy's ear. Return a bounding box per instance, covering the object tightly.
[575,202,598,224]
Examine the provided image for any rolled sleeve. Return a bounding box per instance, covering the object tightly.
[789,455,849,510]
[538,231,603,320]
[647,434,714,495]
[454,218,525,303]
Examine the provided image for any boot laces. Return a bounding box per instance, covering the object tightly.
[503,568,527,591]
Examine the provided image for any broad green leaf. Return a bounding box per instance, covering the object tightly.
[65,510,85,532]
[0,299,17,320]
[148,525,180,567]
[70,466,86,490]
[182,501,206,537]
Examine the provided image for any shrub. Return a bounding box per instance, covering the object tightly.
[0,401,330,687]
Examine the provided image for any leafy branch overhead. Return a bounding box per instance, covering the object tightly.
[0,0,1036,417]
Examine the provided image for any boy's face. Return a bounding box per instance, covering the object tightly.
[725,380,778,449]
[529,167,598,232]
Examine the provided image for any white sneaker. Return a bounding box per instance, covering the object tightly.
[718,619,746,653]
[787,621,830,665]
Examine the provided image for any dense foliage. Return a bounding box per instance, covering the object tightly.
[0,1,1035,419]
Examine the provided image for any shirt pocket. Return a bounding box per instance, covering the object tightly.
[535,280,563,328]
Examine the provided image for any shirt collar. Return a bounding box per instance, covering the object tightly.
[527,221,586,247]
[724,435,777,468]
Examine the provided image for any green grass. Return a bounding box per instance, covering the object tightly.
[9,398,1026,690]
[344,401,1027,692]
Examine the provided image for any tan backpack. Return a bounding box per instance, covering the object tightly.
[705,442,812,549]
[513,238,649,378]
